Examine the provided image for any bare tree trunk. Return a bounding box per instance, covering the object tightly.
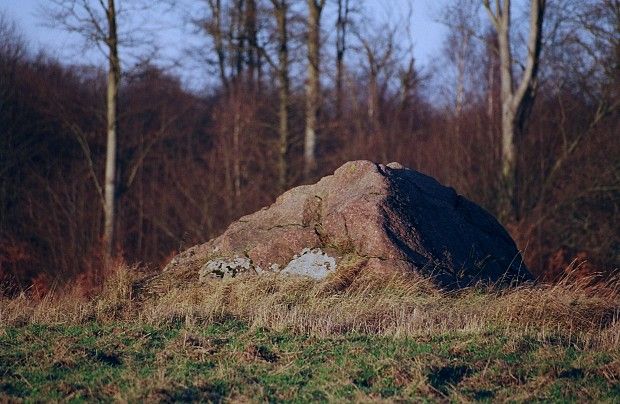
[233,0,245,206]
[483,0,546,221]
[232,105,242,202]
[368,66,378,126]
[245,0,258,86]
[207,0,229,90]
[454,39,467,136]
[440,0,479,137]
[486,44,496,142]
[103,0,120,259]
[234,0,246,77]
[496,5,516,215]
[335,0,350,118]
[273,0,290,192]
[358,29,395,132]
[304,0,325,180]
[399,57,416,113]
[222,136,235,215]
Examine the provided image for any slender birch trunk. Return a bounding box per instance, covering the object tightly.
[103,0,120,259]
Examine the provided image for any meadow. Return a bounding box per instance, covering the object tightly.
[1,264,618,402]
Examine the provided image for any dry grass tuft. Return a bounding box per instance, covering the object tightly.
[0,260,140,326]
[136,268,619,345]
[1,263,618,350]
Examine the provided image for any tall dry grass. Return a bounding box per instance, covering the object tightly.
[1,262,618,351]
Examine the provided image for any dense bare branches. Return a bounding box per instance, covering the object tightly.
[439,0,481,127]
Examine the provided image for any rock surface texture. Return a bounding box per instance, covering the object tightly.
[165,160,532,289]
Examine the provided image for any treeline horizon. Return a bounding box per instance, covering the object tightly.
[0,0,618,291]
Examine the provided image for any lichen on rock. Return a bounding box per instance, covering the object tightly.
[199,257,253,281]
[199,248,337,281]
[280,248,336,279]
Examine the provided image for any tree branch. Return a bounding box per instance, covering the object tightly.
[512,0,546,111]
[482,0,500,30]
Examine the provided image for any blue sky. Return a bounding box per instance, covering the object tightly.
[2,0,448,87]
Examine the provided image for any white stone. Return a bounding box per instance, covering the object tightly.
[199,249,337,281]
[280,248,337,280]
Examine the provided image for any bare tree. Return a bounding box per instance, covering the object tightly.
[483,29,500,144]
[335,0,351,117]
[270,0,291,192]
[398,56,418,113]
[231,0,246,204]
[482,0,546,220]
[196,0,263,88]
[203,0,230,90]
[245,0,260,86]
[104,0,120,260]
[46,0,122,259]
[356,24,396,127]
[195,0,267,208]
[439,0,480,134]
[304,0,326,179]
[0,13,28,246]
[530,0,620,210]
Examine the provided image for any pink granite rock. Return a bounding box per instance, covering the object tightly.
[164,160,531,288]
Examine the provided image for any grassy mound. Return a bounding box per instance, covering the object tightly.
[1,265,618,401]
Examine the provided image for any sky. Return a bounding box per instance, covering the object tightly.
[1,0,448,88]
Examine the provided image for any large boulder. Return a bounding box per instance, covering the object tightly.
[164,160,532,289]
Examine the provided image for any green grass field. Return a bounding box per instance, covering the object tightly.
[1,266,619,402]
